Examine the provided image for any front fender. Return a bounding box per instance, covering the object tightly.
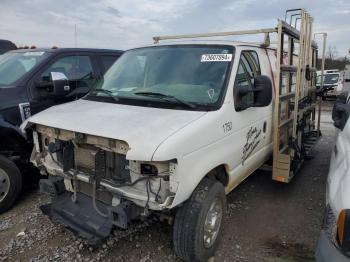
[168,141,231,208]
[151,108,232,208]
[0,115,31,158]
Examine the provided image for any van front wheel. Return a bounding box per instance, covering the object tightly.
[173,178,226,262]
[0,155,22,214]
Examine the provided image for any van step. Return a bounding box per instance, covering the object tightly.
[302,131,321,159]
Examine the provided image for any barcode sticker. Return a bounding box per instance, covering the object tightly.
[201,54,232,62]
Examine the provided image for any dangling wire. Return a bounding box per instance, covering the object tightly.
[92,179,108,218]
[148,178,162,203]
[145,178,150,209]
[71,170,78,203]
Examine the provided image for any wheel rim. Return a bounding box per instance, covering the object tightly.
[203,197,223,248]
[0,168,10,202]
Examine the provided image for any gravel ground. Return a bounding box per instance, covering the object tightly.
[0,103,336,262]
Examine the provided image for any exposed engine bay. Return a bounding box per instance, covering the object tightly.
[30,124,177,245]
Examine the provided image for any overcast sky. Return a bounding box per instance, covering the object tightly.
[0,0,349,57]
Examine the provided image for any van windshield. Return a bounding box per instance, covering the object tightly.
[86,45,234,110]
[317,73,339,85]
[0,51,48,87]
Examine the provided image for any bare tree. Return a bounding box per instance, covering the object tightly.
[340,56,350,64]
[327,45,338,60]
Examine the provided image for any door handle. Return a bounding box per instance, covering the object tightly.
[263,121,267,133]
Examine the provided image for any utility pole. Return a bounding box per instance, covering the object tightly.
[314,32,327,136]
[74,24,77,48]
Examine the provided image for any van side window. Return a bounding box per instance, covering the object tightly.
[233,51,261,111]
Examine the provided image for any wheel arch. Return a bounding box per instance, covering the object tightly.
[0,117,30,158]
[171,161,231,208]
[205,164,230,187]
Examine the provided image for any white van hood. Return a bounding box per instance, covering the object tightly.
[25,99,207,160]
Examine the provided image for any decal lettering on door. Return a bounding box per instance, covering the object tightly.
[222,121,232,133]
[242,126,262,165]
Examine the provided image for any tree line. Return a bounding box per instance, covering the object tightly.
[317,46,349,71]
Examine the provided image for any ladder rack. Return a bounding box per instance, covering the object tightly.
[153,9,326,183]
[153,28,276,44]
[272,9,322,182]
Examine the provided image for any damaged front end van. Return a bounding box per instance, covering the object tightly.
[23,9,324,261]
[30,122,179,244]
[24,43,248,261]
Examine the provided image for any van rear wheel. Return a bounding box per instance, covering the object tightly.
[173,178,226,262]
[0,155,22,214]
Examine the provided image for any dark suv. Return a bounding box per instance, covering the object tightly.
[0,40,17,54]
[0,48,123,213]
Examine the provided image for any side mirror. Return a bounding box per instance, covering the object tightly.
[253,75,273,107]
[337,91,349,104]
[332,91,350,130]
[50,72,71,97]
[236,75,272,110]
[332,103,350,130]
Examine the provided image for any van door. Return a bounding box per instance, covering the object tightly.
[229,49,273,180]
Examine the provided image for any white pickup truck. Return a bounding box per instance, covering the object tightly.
[23,10,321,261]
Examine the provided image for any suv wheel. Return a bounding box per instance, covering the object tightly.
[173,178,226,261]
[0,155,22,213]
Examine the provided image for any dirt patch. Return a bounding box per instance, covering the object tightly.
[262,237,314,262]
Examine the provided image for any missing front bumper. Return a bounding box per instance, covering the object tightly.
[40,178,143,246]
[41,192,112,246]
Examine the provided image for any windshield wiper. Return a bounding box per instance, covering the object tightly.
[134,92,195,108]
[89,88,119,102]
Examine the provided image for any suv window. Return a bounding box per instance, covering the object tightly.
[101,55,119,73]
[41,55,95,89]
[233,51,261,111]
[0,51,49,86]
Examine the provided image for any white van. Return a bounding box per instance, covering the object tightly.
[23,10,322,261]
[345,64,350,81]
[317,69,344,98]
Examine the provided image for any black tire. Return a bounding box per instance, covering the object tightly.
[0,155,22,213]
[173,178,226,262]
